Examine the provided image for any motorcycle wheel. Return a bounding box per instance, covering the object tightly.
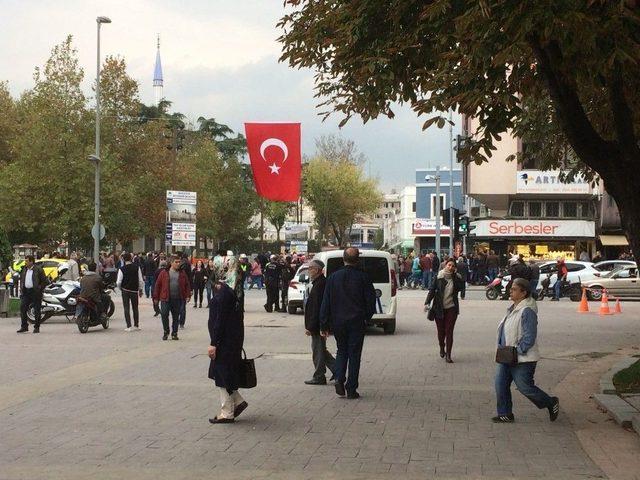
[102,317,109,330]
[485,288,499,301]
[26,307,35,324]
[106,299,115,318]
[537,290,546,301]
[77,315,89,334]
[569,287,581,302]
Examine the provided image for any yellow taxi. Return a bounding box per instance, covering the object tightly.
[5,258,68,282]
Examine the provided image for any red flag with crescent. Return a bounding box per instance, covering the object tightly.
[244,122,301,202]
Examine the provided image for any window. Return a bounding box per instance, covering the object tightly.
[528,201,542,217]
[412,202,416,213]
[579,201,592,218]
[430,194,445,218]
[326,257,390,283]
[545,201,560,217]
[563,202,577,218]
[566,263,585,272]
[509,201,525,217]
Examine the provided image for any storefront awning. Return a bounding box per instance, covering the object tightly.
[599,235,628,246]
[390,239,415,249]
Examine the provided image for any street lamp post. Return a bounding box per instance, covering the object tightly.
[426,165,442,257]
[448,110,454,257]
[92,15,111,264]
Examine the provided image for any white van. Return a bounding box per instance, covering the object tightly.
[312,249,398,334]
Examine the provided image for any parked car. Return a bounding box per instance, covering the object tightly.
[4,258,67,283]
[538,260,600,287]
[581,265,640,300]
[593,260,636,273]
[312,249,398,334]
[286,263,309,314]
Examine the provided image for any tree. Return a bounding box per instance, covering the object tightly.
[304,157,381,247]
[0,227,12,269]
[279,2,640,255]
[314,134,366,165]
[265,201,293,244]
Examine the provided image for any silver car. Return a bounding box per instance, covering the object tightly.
[581,265,640,300]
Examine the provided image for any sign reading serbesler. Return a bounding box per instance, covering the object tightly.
[471,219,595,238]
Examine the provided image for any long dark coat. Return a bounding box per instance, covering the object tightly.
[424,273,465,320]
[208,282,244,390]
[304,274,326,334]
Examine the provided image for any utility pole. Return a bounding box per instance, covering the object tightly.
[91,16,111,264]
[435,165,441,257]
[448,110,454,257]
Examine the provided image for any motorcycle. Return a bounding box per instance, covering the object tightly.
[75,295,112,333]
[485,272,509,300]
[27,265,116,324]
[537,276,582,302]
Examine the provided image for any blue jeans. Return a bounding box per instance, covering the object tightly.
[334,322,365,393]
[488,267,498,281]
[249,275,263,289]
[179,299,186,326]
[144,276,155,298]
[422,270,433,289]
[530,279,539,298]
[495,362,553,415]
[554,278,563,299]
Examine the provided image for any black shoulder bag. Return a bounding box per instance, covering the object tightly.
[495,346,518,365]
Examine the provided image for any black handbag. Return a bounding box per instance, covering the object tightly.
[495,346,518,365]
[238,349,257,389]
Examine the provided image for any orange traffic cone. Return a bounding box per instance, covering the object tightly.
[577,288,589,313]
[599,290,612,315]
[614,298,622,314]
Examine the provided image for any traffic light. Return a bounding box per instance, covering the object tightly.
[443,208,451,227]
[443,208,461,234]
[459,215,469,234]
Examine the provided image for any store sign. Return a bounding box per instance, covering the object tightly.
[412,219,451,236]
[516,170,592,194]
[471,219,595,238]
[288,240,308,254]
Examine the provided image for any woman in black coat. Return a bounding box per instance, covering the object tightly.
[424,259,465,363]
[192,260,206,308]
[207,281,247,424]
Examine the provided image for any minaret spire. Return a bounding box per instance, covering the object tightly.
[153,34,163,106]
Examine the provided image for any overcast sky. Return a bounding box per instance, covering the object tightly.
[0,0,459,190]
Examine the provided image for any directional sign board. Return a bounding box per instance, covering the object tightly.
[166,191,197,247]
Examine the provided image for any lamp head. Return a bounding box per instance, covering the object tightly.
[97,16,112,24]
[88,155,100,164]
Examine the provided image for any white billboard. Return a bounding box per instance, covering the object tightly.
[516,171,592,194]
[471,219,595,238]
[166,190,197,205]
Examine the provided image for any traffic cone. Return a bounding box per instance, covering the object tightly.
[599,290,612,315]
[577,288,589,313]
[614,298,622,314]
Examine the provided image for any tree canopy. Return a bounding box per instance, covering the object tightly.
[279,1,640,254]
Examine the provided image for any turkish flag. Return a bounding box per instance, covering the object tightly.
[244,122,301,202]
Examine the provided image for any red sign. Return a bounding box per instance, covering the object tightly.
[244,123,301,202]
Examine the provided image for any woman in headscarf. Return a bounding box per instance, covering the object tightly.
[424,259,465,363]
[207,280,247,424]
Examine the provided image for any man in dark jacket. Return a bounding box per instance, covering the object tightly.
[76,262,105,320]
[17,256,48,333]
[304,260,336,385]
[263,255,281,312]
[142,252,158,299]
[116,252,144,331]
[178,253,193,328]
[320,248,376,399]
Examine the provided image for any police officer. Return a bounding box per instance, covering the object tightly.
[263,254,281,313]
[320,248,376,399]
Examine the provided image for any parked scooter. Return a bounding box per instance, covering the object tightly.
[485,272,508,300]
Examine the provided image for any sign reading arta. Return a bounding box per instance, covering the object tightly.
[516,170,593,194]
[471,219,595,238]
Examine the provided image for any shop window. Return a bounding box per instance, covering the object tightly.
[545,201,560,217]
[528,201,542,217]
[509,201,525,217]
[412,202,416,213]
[579,201,592,218]
[563,202,577,218]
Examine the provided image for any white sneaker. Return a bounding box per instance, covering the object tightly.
[134,326,141,331]
[124,327,132,332]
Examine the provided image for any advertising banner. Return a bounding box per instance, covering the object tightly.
[515,171,593,194]
[166,191,197,247]
[471,219,595,238]
[289,240,308,254]
[412,219,451,236]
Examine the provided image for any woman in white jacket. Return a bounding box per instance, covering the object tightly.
[493,278,560,423]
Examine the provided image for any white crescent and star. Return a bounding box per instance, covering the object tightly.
[260,138,288,175]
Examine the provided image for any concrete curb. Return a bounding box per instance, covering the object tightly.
[595,356,640,435]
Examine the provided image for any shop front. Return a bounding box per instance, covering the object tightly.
[469,219,596,261]
[412,219,452,256]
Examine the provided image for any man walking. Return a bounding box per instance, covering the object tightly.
[420,252,433,289]
[153,256,191,340]
[116,252,144,331]
[17,256,48,333]
[320,248,376,399]
[304,259,336,385]
[263,254,281,312]
[178,253,193,328]
[143,252,158,299]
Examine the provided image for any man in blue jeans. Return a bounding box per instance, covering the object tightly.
[420,252,433,289]
[320,248,376,399]
[551,259,568,301]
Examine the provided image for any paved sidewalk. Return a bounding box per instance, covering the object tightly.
[1,290,639,479]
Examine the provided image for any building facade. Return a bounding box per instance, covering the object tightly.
[462,116,599,261]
